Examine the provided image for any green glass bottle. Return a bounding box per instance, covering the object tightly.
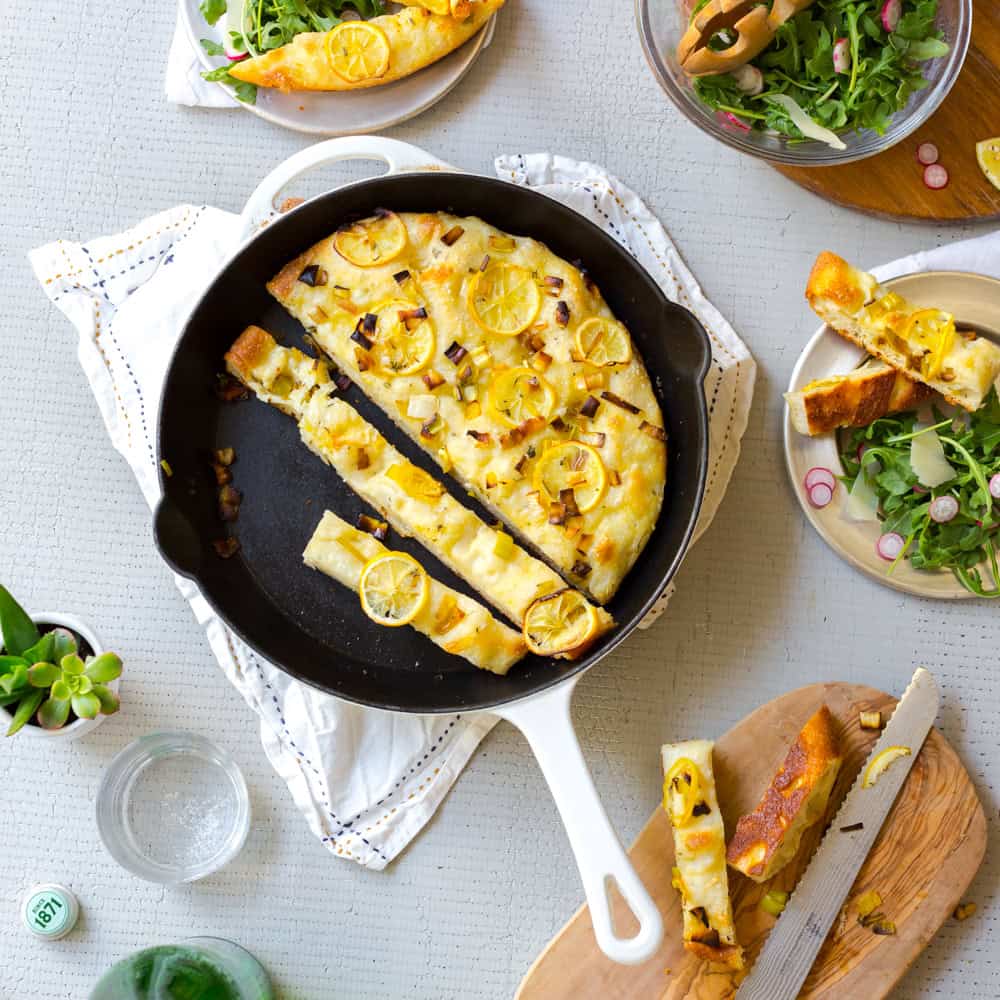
[90,938,274,1000]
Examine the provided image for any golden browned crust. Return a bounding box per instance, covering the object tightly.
[684,940,745,969]
[224,325,275,380]
[726,706,842,880]
[889,371,935,411]
[806,251,870,315]
[268,251,314,301]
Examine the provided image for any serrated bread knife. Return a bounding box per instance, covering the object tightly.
[736,667,939,1000]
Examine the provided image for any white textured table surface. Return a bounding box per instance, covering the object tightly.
[1,1,997,997]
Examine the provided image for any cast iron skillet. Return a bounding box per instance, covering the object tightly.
[153,138,711,964]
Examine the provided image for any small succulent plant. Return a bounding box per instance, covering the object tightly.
[0,585,122,737]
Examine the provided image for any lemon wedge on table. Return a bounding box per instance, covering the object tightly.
[467,263,541,336]
[359,552,429,627]
[522,589,598,657]
[325,22,391,84]
[533,441,608,513]
[862,745,912,789]
[334,210,407,267]
[574,317,633,367]
[487,368,556,427]
[976,138,1000,192]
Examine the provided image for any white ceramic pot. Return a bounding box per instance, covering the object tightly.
[0,612,119,743]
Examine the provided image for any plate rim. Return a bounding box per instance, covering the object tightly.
[783,268,1000,601]
[178,0,497,136]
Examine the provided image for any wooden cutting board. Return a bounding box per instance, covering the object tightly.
[517,682,986,1000]
[776,0,1000,222]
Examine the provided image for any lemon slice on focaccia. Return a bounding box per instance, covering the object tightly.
[304,510,526,674]
[226,326,614,659]
[265,212,668,605]
[806,252,1000,413]
[229,1,503,92]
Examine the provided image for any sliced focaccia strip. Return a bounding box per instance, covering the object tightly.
[805,252,1000,412]
[304,510,525,674]
[785,358,935,436]
[225,327,614,657]
[661,740,743,970]
[267,211,667,604]
[726,705,842,883]
[229,1,502,92]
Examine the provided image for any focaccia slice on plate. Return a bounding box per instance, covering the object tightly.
[266,211,667,605]
[805,252,1000,412]
[226,326,614,658]
[229,1,502,92]
[661,740,743,969]
[304,510,525,674]
[785,358,934,436]
[726,705,842,883]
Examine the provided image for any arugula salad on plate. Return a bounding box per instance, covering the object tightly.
[679,0,951,149]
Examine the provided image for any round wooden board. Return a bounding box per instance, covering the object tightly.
[516,681,987,1000]
[775,0,1000,222]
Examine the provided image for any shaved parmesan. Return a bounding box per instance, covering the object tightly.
[845,469,880,522]
[767,95,848,151]
[910,425,956,488]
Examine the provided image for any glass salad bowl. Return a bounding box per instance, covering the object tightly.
[636,0,971,166]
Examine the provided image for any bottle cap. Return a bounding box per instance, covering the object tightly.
[21,884,79,940]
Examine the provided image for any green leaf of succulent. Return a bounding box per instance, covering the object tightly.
[60,653,85,676]
[49,628,78,662]
[0,692,24,707]
[0,585,40,658]
[92,684,120,715]
[0,663,28,695]
[6,689,45,736]
[71,692,101,720]
[0,655,29,672]
[27,662,61,688]
[21,633,55,666]
[85,652,123,684]
[75,675,93,696]
[50,679,71,701]
[37,694,71,730]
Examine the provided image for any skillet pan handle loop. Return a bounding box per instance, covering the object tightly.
[494,680,664,965]
[239,136,456,239]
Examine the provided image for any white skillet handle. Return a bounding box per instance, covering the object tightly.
[494,680,663,965]
[239,136,456,239]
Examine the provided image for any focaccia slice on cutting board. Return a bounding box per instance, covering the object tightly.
[304,510,525,674]
[225,326,614,659]
[661,740,743,969]
[266,211,667,605]
[727,705,842,882]
[229,1,502,92]
[785,358,934,436]
[805,252,1000,412]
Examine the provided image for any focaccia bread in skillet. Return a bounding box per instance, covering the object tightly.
[226,326,614,658]
[229,1,502,92]
[805,252,1000,412]
[785,358,934,436]
[304,510,525,674]
[727,705,842,883]
[661,740,743,969]
[266,211,668,605]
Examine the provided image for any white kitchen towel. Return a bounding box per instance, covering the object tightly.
[29,156,755,868]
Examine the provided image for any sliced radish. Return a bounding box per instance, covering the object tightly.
[805,467,836,491]
[929,495,959,523]
[913,484,930,494]
[916,142,939,165]
[923,163,949,189]
[877,532,906,561]
[881,0,901,32]
[833,38,852,74]
[721,111,751,131]
[731,64,764,95]
[990,473,1000,500]
[227,51,248,62]
[808,482,834,508]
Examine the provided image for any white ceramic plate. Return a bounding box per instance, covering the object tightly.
[784,270,1000,600]
[180,1,497,135]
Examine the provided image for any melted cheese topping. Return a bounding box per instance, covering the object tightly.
[304,511,525,674]
[267,212,667,604]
